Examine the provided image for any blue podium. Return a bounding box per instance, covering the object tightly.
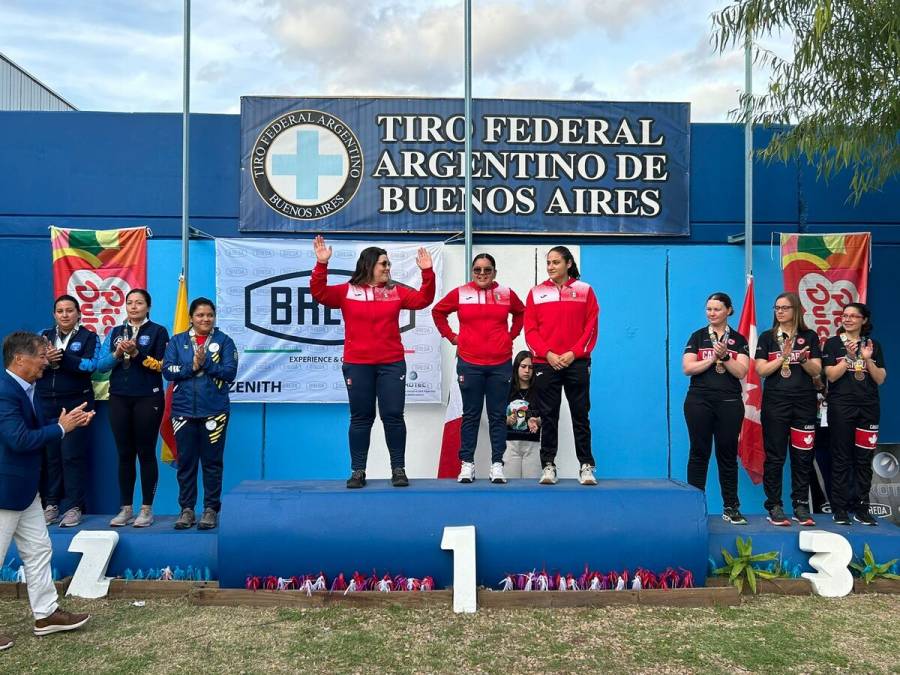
[218,479,709,588]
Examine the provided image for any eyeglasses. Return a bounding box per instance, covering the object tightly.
[472,267,494,274]
[841,313,864,319]
[773,305,793,312]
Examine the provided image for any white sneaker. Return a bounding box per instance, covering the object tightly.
[457,461,475,483]
[539,464,558,485]
[579,464,598,486]
[489,462,507,484]
[133,506,154,528]
[109,506,134,527]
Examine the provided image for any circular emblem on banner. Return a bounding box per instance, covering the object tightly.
[251,110,364,221]
[205,420,217,431]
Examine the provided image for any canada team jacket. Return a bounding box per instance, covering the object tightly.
[163,329,238,417]
[310,262,436,364]
[432,282,525,366]
[524,278,599,363]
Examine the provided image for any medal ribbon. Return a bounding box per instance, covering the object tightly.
[707,324,730,373]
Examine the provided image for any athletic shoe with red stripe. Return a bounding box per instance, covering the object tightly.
[792,505,816,526]
[767,505,791,527]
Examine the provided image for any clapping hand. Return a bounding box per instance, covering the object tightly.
[58,402,95,432]
[47,347,63,364]
[861,339,874,360]
[193,343,206,371]
[844,338,859,358]
[713,341,728,359]
[313,235,333,264]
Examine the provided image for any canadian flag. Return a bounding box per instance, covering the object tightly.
[437,378,463,478]
[738,275,765,484]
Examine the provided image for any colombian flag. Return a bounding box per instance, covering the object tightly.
[160,276,190,466]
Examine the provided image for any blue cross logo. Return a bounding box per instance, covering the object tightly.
[271,130,344,200]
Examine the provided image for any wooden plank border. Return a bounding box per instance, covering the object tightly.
[188,586,740,608]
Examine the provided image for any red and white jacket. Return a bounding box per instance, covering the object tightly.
[432,282,525,366]
[524,278,599,363]
[310,262,436,364]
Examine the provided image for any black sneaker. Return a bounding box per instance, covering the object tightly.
[832,510,851,525]
[767,505,791,526]
[722,507,747,525]
[346,470,366,489]
[853,509,878,526]
[792,505,816,526]
[391,467,409,487]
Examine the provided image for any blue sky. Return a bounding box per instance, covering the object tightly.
[1,0,790,120]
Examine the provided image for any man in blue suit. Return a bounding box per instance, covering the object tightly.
[0,332,95,652]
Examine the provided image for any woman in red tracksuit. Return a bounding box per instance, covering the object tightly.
[311,236,435,489]
[432,253,525,485]
[524,246,599,486]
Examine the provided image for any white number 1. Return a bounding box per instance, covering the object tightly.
[441,525,477,613]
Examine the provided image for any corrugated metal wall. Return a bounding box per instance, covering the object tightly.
[0,53,75,111]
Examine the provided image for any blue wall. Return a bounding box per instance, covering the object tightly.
[1,111,897,516]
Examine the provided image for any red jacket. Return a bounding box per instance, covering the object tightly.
[432,282,525,366]
[524,278,599,363]
[310,262,436,364]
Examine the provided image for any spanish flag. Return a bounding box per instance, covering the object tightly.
[160,276,190,465]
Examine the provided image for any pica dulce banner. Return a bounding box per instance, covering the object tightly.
[239,97,690,236]
[215,238,443,403]
[50,226,149,399]
[780,233,871,343]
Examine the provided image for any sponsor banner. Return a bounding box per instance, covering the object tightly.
[240,97,690,236]
[50,226,149,399]
[215,238,443,403]
[870,444,900,525]
[780,233,871,343]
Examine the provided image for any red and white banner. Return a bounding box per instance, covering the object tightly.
[51,227,149,339]
[780,233,871,343]
[437,379,463,478]
[50,226,149,398]
[738,276,764,484]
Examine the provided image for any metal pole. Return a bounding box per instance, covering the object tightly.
[463,0,473,273]
[744,34,753,278]
[181,0,191,287]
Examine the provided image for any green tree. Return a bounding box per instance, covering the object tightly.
[712,0,899,201]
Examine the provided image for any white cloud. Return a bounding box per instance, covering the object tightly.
[268,0,670,95]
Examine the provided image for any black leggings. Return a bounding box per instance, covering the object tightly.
[684,392,744,509]
[108,394,164,506]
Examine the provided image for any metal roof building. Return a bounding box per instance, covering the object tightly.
[0,51,76,111]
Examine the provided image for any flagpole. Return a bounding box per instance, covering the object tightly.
[181,0,191,290]
[744,32,752,279]
[463,0,473,275]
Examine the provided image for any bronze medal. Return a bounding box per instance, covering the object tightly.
[715,362,726,374]
[780,362,792,379]
[854,359,865,381]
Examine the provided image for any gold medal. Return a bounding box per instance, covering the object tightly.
[854,359,865,381]
[780,360,792,378]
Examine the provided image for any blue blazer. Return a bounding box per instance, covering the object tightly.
[0,371,64,511]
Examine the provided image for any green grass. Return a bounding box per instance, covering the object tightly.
[0,594,897,673]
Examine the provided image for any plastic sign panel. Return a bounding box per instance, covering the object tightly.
[240,97,690,236]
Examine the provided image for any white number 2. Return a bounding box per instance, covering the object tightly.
[67,530,119,599]
[799,531,854,597]
[441,525,477,613]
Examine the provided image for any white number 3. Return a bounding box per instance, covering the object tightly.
[799,531,854,597]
